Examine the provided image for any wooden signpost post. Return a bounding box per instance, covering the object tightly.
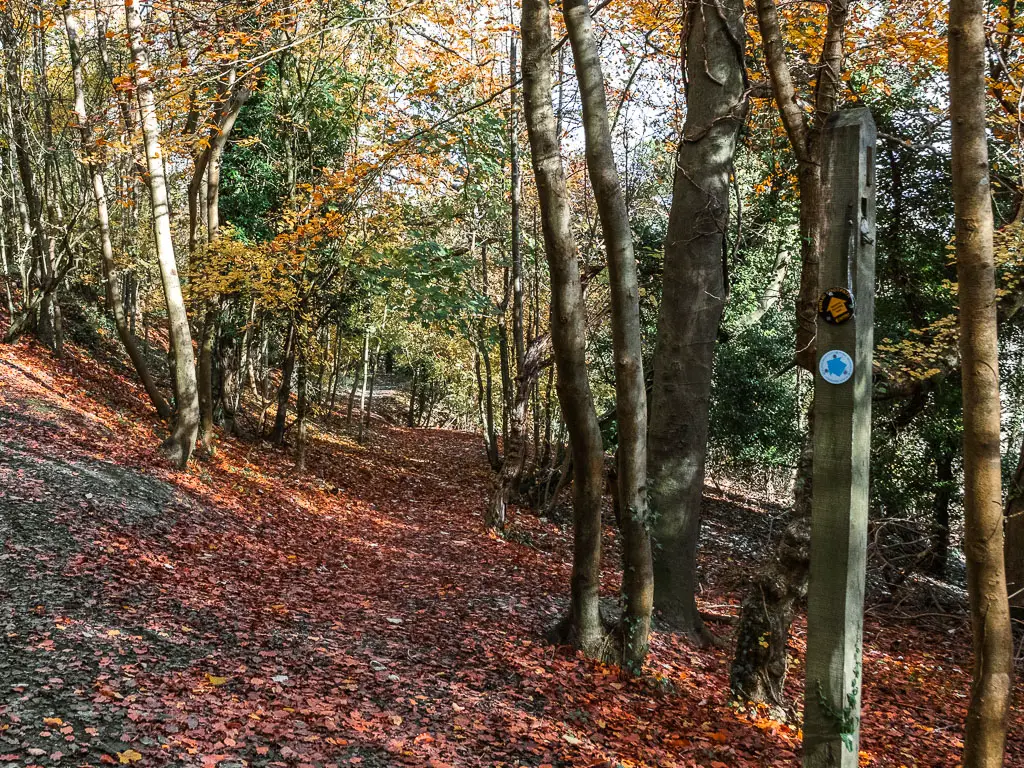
[803,108,877,768]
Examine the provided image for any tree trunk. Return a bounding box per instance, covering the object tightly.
[730,414,813,706]
[126,0,200,468]
[196,70,250,452]
[928,446,955,579]
[295,352,308,471]
[647,0,746,646]
[356,326,371,443]
[62,6,170,421]
[407,363,419,427]
[563,0,653,669]
[522,0,607,659]
[950,0,1014,761]
[510,33,526,377]
[487,339,549,530]
[1,14,47,344]
[197,306,218,454]
[347,353,360,425]
[271,321,296,445]
[730,0,850,703]
[361,334,383,443]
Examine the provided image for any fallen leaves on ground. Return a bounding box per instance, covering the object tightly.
[0,335,1020,767]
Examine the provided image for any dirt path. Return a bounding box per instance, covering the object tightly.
[0,340,1021,767]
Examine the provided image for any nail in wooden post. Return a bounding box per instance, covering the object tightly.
[803,107,877,768]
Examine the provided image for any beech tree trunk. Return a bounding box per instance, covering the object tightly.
[196,67,250,453]
[730,0,850,703]
[126,0,200,468]
[63,5,170,422]
[949,0,1014,762]
[563,0,652,669]
[647,0,746,645]
[522,0,607,659]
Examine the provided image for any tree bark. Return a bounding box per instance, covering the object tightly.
[730,0,851,703]
[487,337,550,530]
[522,0,607,659]
[928,445,955,579]
[295,351,308,471]
[1,13,48,344]
[271,321,297,445]
[563,0,653,669]
[125,0,200,468]
[950,0,1014,762]
[357,326,371,443]
[510,33,526,377]
[647,0,746,645]
[62,5,170,422]
[196,67,251,452]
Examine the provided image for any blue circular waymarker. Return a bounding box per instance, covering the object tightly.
[819,350,854,385]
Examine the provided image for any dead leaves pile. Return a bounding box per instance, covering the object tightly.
[0,337,1020,767]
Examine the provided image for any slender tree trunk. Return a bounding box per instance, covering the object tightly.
[731,411,813,705]
[522,0,607,659]
[498,296,513,449]
[487,340,548,530]
[478,240,501,469]
[510,32,526,377]
[271,321,296,445]
[295,352,308,471]
[647,0,746,646]
[357,326,371,443]
[197,306,218,453]
[950,0,1014,762]
[62,5,170,421]
[347,354,360,425]
[407,363,419,427]
[928,446,955,579]
[1,14,47,343]
[126,0,199,467]
[361,335,383,442]
[563,0,653,668]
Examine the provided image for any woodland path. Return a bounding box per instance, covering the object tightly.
[0,338,1021,767]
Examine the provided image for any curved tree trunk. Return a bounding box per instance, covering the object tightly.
[196,68,250,453]
[522,0,607,659]
[563,0,652,669]
[950,0,1014,762]
[62,6,170,422]
[730,414,813,706]
[647,0,746,646]
[126,0,199,468]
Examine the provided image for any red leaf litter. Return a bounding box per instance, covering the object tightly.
[0,335,1021,767]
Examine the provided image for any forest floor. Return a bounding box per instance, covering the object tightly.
[0,333,1022,768]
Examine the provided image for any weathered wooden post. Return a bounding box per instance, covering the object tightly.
[802,107,876,768]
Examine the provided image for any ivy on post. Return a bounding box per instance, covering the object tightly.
[803,107,877,768]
